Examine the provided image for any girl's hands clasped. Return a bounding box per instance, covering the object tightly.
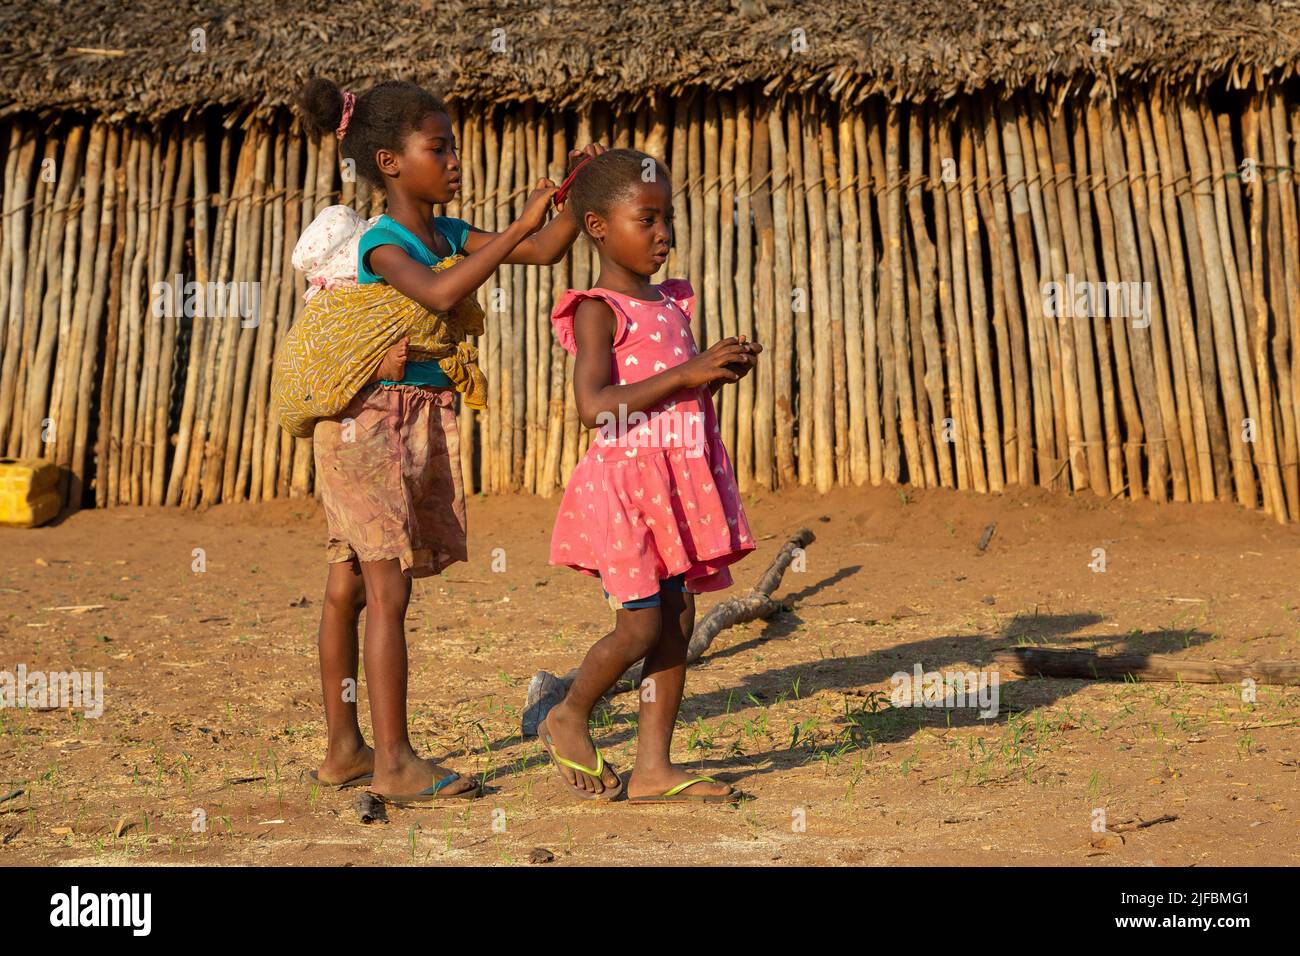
[727,335,762,379]
[676,335,762,389]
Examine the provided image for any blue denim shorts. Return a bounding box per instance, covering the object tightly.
[604,573,688,611]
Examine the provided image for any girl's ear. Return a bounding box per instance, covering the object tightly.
[584,210,606,242]
[375,147,399,179]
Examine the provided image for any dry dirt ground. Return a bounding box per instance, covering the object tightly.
[2,482,1298,866]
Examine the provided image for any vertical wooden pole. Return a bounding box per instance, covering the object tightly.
[55,124,106,507]
[1046,105,1107,494]
[768,101,796,488]
[1245,95,1287,521]
[885,104,922,484]
[931,110,970,490]
[869,103,901,485]
[69,128,121,510]
[971,107,1014,487]
[733,90,755,490]
[803,97,834,492]
[856,112,883,485]
[906,106,948,487]
[750,95,776,490]
[1119,101,1188,502]
[983,100,1034,487]
[1177,97,1255,507]
[1198,101,1263,506]
[1156,97,1227,501]
[960,113,1003,491]
[839,105,868,486]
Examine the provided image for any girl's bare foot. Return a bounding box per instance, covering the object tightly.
[370,748,478,798]
[626,764,735,801]
[542,702,622,795]
[316,742,375,787]
[371,337,410,383]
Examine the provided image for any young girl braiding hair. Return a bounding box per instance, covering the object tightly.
[540,149,762,803]
[296,77,603,802]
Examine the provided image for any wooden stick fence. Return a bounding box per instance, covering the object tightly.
[2,83,1300,521]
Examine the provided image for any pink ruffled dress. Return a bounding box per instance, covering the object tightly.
[548,279,755,605]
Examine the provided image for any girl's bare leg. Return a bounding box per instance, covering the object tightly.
[543,605,660,794]
[626,589,731,798]
[360,557,476,797]
[316,559,374,784]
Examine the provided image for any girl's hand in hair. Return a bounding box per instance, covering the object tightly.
[517,179,559,234]
[567,142,608,164]
[554,143,607,211]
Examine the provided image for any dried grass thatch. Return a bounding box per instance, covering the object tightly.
[3,1,1300,119]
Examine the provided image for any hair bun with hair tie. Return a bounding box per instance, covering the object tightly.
[336,91,356,140]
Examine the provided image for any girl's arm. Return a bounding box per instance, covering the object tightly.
[572,298,752,429]
[369,180,557,313]
[459,143,606,267]
[460,208,579,266]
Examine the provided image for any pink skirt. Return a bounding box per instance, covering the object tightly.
[550,441,755,605]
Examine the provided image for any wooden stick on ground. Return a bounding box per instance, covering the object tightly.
[520,527,816,736]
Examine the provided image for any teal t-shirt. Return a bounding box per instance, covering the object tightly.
[358,214,472,387]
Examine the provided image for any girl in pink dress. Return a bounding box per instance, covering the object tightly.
[539,149,762,804]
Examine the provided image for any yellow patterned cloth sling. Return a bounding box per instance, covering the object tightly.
[271,255,486,438]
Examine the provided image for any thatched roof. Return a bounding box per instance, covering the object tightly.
[4,1,1299,120]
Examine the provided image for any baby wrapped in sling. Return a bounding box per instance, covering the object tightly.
[271,205,487,438]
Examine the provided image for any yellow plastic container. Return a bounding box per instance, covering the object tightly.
[0,458,61,528]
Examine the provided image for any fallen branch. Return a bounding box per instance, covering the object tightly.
[520,527,815,736]
[995,648,1300,684]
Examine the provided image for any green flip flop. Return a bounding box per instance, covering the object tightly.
[537,718,624,801]
[626,775,740,805]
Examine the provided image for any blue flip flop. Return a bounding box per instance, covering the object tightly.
[376,772,483,803]
[307,769,374,790]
